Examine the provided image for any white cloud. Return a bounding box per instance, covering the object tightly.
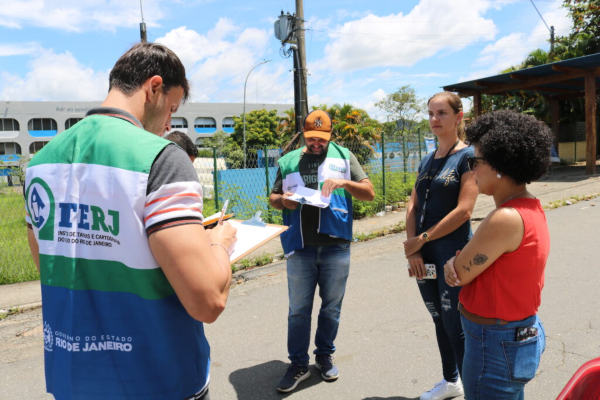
[322,0,498,72]
[461,3,572,82]
[156,22,290,104]
[0,0,165,32]
[0,42,42,56]
[0,50,108,101]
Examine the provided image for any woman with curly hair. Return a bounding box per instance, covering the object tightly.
[404,92,478,400]
[444,110,552,399]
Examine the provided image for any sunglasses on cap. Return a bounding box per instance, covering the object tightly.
[466,157,486,171]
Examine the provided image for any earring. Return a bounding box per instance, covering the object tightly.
[497,173,502,178]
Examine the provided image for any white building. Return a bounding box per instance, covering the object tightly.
[0,101,290,158]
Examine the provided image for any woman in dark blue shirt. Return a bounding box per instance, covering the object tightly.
[404,92,478,400]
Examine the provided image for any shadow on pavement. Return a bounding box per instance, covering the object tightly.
[229,360,323,399]
[542,164,600,183]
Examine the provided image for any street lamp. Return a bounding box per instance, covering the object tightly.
[243,59,271,169]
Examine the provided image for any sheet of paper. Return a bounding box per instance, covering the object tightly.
[287,186,330,208]
[228,220,287,263]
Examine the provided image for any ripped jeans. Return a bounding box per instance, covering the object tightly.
[417,239,465,383]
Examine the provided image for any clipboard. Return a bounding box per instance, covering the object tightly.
[227,218,288,263]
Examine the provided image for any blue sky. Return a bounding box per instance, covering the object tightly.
[0,0,572,119]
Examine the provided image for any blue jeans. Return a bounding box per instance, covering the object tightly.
[286,243,351,366]
[417,240,465,383]
[462,314,546,400]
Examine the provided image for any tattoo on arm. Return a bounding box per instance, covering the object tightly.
[461,265,471,272]
[473,253,488,265]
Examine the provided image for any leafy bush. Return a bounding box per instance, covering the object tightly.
[353,170,415,219]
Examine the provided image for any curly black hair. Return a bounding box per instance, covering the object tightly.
[465,110,552,184]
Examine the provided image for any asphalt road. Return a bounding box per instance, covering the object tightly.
[1,198,599,399]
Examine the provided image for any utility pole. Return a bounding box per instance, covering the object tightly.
[295,0,308,125]
[139,0,147,43]
[550,25,555,54]
[274,1,309,154]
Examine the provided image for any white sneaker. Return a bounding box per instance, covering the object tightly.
[420,378,464,400]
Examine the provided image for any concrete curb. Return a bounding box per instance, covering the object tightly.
[0,301,42,316]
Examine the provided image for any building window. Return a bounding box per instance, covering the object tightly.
[0,142,22,156]
[222,117,235,134]
[29,141,49,154]
[28,118,58,138]
[65,118,83,130]
[194,117,216,134]
[171,117,188,130]
[0,118,19,131]
[0,118,20,139]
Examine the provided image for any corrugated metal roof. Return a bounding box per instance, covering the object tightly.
[443,53,600,98]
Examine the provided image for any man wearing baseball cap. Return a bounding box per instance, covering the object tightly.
[270,109,375,393]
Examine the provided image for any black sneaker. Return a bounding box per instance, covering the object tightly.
[276,364,311,393]
[315,354,339,381]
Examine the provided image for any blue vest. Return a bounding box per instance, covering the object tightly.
[278,142,353,256]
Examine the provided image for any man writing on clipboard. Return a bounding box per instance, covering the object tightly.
[24,43,236,400]
[269,110,375,393]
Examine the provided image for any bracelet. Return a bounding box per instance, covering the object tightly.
[211,243,231,256]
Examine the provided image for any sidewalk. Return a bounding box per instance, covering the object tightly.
[1,164,599,312]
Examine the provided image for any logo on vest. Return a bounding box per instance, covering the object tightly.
[45,327,134,353]
[26,178,55,241]
[329,164,347,173]
[43,322,54,352]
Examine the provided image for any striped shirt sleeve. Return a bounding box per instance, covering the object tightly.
[145,144,204,235]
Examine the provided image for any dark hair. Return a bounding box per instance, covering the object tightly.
[465,110,552,184]
[109,43,190,102]
[165,131,197,159]
[428,91,465,140]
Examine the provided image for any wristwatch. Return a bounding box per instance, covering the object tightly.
[422,232,430,242]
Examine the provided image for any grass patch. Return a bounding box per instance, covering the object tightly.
[0,189,39,285]
[544,193,599,210]
[0,307,24,321]
[232,253,281,272]
[354,221,407,242]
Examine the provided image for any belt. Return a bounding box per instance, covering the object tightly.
[459,304,509,326]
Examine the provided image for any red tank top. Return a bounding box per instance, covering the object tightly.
[459,198,550,321]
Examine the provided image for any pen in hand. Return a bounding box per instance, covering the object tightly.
[218,199,229,225]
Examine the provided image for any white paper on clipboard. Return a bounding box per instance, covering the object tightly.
[287,186,330,208]
[227,220,288,263]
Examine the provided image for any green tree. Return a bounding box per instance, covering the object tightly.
[230,109,283,148]
[376,86,425,164]
[316,104,383,164]
[277,108,297,141]
[201,131,230,152]
[554,0,600,59]
[375,85,425,136]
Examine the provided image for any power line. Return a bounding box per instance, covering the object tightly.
[529,0,551,32]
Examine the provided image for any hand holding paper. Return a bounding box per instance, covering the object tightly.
[321,178,346,197]
[286,186,331,208]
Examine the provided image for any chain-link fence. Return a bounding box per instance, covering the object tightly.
[196,131,429,225]
[1,131,429,285]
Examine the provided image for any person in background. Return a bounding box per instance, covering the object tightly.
[269,109,375,393]
[404,92,478,400]
[444,110,552,400]
[25,42,236,400]
[165,130,198,163]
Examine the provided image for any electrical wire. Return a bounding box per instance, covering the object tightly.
[529,0,552,32]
